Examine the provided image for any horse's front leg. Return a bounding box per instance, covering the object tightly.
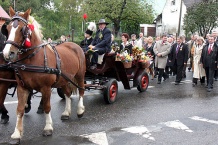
[11,86,29,143]
[41,88,53,136]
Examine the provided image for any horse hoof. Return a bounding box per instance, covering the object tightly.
[36,108,44,114]
[9,138,20,145]
[43,130,53,136]
[25,106,31,113]
[77,113,84,118]
[0,115,9,124]
[61,115,69,120]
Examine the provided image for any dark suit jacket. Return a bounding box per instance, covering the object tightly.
[215,37,218,46]
[80,37,93,49]
[120,43,133,54]
[91,27,111,53]
[200,43,218,69]
[169,42,189,66]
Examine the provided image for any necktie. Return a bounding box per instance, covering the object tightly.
[208,44,212,54]
[176,45,180,54]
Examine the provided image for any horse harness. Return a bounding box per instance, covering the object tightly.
[1,13,85,91]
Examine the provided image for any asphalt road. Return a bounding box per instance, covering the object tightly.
[1,69,218,145]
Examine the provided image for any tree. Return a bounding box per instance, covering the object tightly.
[183,1,218,38]
[82,0,154,36]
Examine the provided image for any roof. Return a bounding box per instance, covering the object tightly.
[183,0,203,8]
[0,6,10,20]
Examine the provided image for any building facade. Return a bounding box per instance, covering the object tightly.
[155,0,187,36]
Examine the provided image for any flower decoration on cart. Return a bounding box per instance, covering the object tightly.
[115,49,134,68]
[132,46,148,60]
[132,47,151,68]
[138,51,151,68]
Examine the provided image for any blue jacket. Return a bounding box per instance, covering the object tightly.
[91,27,111,53]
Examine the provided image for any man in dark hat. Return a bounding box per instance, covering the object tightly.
[88,19,112,69]
[80,29,93,51]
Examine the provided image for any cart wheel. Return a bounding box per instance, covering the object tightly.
[57,88,65,99]
[103,79,118,104]
[137,71,149,92]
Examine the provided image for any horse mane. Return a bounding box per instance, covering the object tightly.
[28,15,43,40]
[17,11,43,40]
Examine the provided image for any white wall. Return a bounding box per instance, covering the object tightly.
[157,0,186,36]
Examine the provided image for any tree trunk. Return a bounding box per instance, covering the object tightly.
[113,21,120,37]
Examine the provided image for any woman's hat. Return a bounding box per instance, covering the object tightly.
[85,29,93,36]
[85,22,97,36]
[97,19,109,25]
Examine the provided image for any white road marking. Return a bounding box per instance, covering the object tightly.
[80,131,108,145]
[160,120,193,132]
[171,80,192,84]
[189,116,218,125]
[4,101,18,105]
[122,126,155,141]
[148,86,155,88]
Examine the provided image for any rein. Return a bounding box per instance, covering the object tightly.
[8,43,85,90]
[4,14,85,90]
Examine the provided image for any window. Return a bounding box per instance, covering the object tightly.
[171,0,175,5]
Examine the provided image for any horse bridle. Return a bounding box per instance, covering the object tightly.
[1,13,85,91]
[2,12,31,52]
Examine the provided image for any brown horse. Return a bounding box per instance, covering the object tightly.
[3,7,86,143]
[0,25,33,124]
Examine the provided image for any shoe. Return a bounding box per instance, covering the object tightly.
[157,81,161,84]
[205,85,213,89]
[188,68,191,72]
[175,82,179,85]
[215,78,218,81]
[207,88,212,92]
[192,83,196,87]
[90,64,97,70]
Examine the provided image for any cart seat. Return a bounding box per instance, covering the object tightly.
[98,52,116,64]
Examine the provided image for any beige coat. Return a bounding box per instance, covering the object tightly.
[153,40,171,69]
[193,44,206,78]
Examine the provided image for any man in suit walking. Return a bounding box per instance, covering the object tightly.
[212,30,218,81]
[169,36,189,85]
[88,19,111,69]
[200,35,218,92]
[153,34,171,84]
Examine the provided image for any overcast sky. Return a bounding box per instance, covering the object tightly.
[147,0,166,15]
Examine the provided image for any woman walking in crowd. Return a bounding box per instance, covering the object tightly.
[120,33,133,54]
[192,37,206,86]
[145,36,155,79]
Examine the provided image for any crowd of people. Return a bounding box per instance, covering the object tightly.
[126,32,218,92]
[44,18,218,92]
[79,18,218,92]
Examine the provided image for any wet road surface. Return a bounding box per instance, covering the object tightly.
[1,69,218,145]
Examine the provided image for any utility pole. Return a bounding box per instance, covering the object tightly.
[177,0,183,37]
[14,0,16,11]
